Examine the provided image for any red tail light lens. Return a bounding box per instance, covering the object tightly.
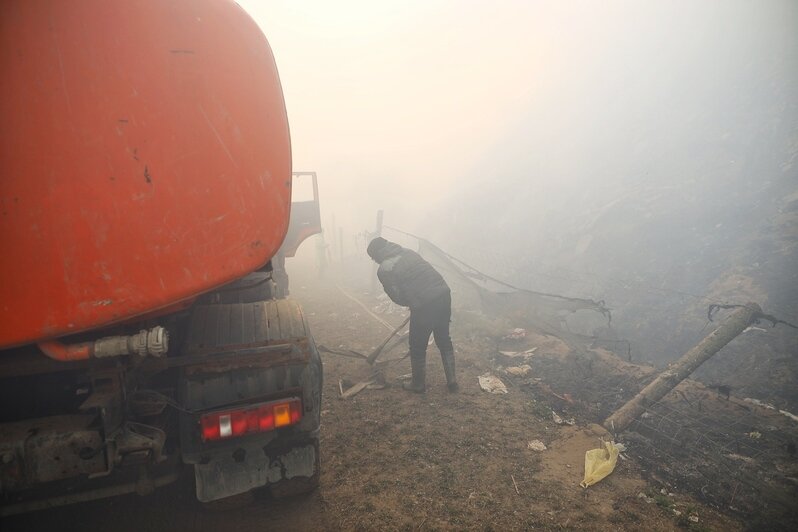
[199,398,302,442]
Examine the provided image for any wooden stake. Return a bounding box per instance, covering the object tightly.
[603,303,760,434]
[340,379,375,399]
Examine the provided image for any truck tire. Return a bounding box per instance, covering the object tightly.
[180,299,323,504]
[201,272,275,304]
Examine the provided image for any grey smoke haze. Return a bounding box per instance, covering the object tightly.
[239,0,796,240]
[239,0,797,405]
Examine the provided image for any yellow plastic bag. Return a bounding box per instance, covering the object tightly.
[580,441,620,488]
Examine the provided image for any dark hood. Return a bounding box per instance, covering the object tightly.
[368,240,403,263]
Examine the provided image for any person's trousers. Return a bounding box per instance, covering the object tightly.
[409,291,453,356]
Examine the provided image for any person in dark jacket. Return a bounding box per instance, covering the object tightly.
[367,237,457,393]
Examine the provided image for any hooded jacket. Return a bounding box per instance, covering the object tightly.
[370,241,450,309]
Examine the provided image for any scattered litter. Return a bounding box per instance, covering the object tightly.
[498,347,538,357]
[396,373,412,382]
[552,410,575,426]
[746,431,762,439]
[688,515,699,523]
[506,365,532,377]
[660,488,674,497]
[641,412,653,419]
[479,373,508,394]
[527,440,547,451]
[503,328,527,340]
[637,492,655,504]
[580,441,621,488]
[496,347,538,366]
[615,442,628,460]
[673,509,682,516]
[339,379,375,399]
[536,382,575,404]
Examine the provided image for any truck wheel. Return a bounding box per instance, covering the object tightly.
[181,299,322,504]
[201,272,275,304]
[231,272,275,303]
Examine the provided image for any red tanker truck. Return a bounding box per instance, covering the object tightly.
[0,0,322,514]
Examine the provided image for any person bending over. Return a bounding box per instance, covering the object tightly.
[367,237,458,393]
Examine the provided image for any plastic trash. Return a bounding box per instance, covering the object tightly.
[637,492,655,504]
[478,373,508,394]
[551,410,575,425]
[506,365,532,376]
[580,441,620,488]
[527,440,547,451]
[503,328,527,340]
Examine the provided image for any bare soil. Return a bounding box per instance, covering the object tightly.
[3,269,778,531]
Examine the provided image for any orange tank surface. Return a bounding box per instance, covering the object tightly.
[0,0,292,348]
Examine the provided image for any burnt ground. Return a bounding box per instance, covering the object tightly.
[4,265,796,531]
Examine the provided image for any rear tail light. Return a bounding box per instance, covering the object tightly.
[200,398,302,442]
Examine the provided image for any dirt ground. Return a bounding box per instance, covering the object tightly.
[1,269,759,531]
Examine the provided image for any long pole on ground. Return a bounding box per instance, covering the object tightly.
[603,303,761,434]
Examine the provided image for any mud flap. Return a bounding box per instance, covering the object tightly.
[193,439,317,502]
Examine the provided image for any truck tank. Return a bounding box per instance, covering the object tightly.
[0,1,322,514]
[0,0,292,348]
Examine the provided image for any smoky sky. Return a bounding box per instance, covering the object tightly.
[238,0,797,238]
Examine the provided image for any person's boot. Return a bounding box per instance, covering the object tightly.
[441,348,458,392]
[403,351,426,393]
